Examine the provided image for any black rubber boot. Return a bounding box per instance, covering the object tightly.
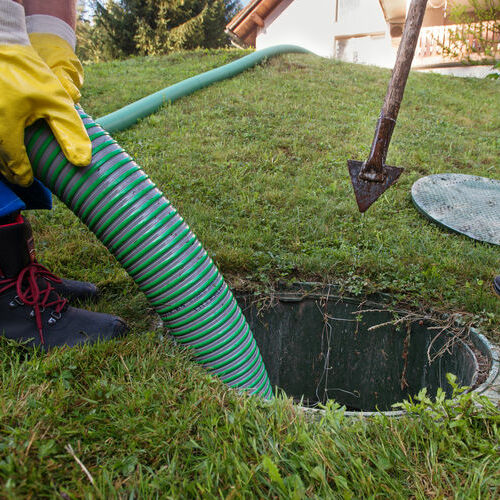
[0,212,99,302]
[0,215,128,350]
[54,278,99,302]
[494,276,500,297]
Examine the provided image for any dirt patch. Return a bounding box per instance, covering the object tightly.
[266,58,309,73]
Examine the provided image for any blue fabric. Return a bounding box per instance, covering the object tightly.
[0,176,52,217]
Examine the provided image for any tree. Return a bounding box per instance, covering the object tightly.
[76,0,113,62]
[92,0,242,58]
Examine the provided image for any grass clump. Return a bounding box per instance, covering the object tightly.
[1,50,498,496]
[0,337,498,498]
[78,50,498,332]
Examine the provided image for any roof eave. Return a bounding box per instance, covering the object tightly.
[226,0,263,31]
[378,0,407,23]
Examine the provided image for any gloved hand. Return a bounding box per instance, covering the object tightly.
[0,1,91,187]
[29,33,84,104]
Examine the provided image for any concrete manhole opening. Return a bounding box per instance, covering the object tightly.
[237,285,490,413]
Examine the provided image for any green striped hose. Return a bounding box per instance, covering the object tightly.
[97,45,311,133]
[25,107,273,399]
[24,46,311,398]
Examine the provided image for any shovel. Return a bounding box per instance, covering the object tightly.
[348,0,428,213]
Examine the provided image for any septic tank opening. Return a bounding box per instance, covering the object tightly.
[237,284,481,412]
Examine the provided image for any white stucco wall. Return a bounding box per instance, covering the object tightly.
[335,35,395,67]
[254,0,396,66]
[255,0,336,58]
[333,0,388,38]
[251,0,484,74]
[332,0,396,67]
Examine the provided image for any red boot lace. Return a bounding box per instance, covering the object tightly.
[0,263,68,344]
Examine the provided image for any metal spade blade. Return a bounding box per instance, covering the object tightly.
[347,160,403,213]
[347,0,427,213]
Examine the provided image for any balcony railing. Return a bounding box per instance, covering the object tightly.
[414,20,499,66]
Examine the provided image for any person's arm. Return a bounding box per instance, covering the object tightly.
[24,0,83,103]
[24,0,77,48]
[24,0,77,30]
[0,0,29,45]
[0,0,91,187]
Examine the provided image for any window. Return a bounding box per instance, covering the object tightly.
[336,0,361,22]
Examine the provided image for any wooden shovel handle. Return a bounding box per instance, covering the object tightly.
[361,0,428,181]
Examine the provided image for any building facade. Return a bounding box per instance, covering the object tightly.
[226,0,499,76]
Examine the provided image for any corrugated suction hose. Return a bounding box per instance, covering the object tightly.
[98,45,311,133]
[25,107,273,399]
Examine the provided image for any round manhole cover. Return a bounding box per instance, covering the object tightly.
[411,173,500,245]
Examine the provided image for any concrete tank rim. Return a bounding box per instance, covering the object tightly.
[241,281,499,417]
[298,335,481,419]
[468,328,500,404]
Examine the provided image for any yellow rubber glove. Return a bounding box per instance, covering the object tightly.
[0,43,92,187]
[29,33,84,104]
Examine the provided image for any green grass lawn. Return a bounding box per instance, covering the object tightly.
[1,50,499,497]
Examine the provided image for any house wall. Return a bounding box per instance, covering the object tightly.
[255,0,336,58]
[254,0,396,66]
[334,0,388,37]
[333,0,396,67]
[250,0,490,76]
[422,5,446,27]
